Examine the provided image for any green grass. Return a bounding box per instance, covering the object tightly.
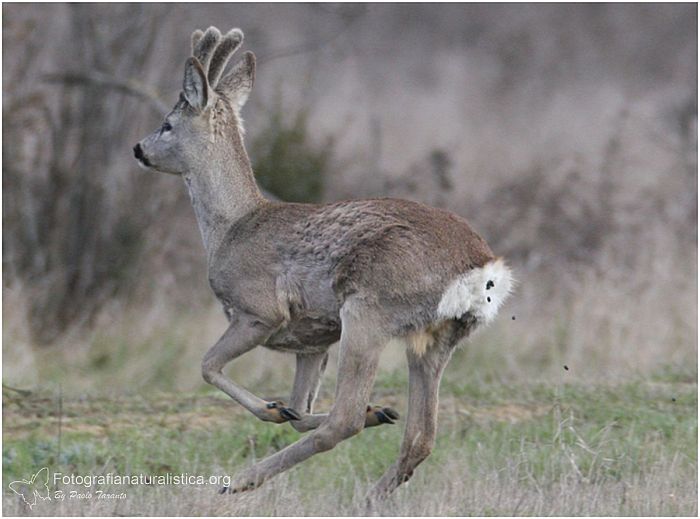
[3,371,696,516]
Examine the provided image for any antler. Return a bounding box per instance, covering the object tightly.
[190,26,244,89]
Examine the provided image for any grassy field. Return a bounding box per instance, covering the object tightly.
[3,363,696,516]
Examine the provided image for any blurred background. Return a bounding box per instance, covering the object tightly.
[3,3,697,396]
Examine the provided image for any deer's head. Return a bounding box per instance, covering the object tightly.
[133,27,255,175]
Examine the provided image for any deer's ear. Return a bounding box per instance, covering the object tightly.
[218,51,255,110]
[183,57,211,111]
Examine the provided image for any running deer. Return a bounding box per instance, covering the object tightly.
[133,27,513,500]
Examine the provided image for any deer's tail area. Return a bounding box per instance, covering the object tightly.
[436,258,514,324]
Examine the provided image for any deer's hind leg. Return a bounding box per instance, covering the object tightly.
[224,299,389,492]
[367,318,475,501]
[201,312,302,424]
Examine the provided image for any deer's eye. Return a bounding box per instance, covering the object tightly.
[161,122,173,133]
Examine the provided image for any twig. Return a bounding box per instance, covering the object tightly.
[57,385,63,466]
[43,70,169,115]
[511,492,527,516]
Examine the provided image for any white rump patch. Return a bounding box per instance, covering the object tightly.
[437,258,513,323]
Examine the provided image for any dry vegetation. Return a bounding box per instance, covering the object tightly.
[2,377,696,516]
[2,3,697,516]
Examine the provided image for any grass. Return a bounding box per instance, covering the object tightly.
[3,369,696,516]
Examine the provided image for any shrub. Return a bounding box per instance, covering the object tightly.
[251,103,332,203]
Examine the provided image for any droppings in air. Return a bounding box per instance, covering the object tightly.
[486,280,494,290]
[487,296,491,303]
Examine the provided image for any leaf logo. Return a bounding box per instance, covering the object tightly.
[9,467,51,509]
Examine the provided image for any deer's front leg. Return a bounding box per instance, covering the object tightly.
[202,313,301,424]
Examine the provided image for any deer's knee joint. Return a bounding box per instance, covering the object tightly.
[405,440,433,466]
[290,420,314,433]
[413,442,433,462]
[313,419,363,452]
[311,428,338,452]
[201,358,219,385]
[332,413,365,438]
[341,420,364,439]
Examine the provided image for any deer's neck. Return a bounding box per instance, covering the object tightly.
[183,140,264,262]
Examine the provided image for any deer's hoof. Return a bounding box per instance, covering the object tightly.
[265,400,301,423]
[366,405,400,426]
[280,406,302,421]
[219,480,257,495]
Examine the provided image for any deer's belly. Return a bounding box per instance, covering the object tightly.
[263,315,341,354]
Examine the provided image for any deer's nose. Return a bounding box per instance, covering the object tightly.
[133,143,144,160]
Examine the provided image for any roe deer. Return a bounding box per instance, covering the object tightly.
[133,26,513,500]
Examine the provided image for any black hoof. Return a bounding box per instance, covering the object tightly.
[266,401,301,421]
[219,483,254,495]
[383,407,400,420]
[376,407,400,424]
[279,406,301,421]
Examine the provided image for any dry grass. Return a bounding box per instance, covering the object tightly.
[4,461,696,516]
[2,380,696,516]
